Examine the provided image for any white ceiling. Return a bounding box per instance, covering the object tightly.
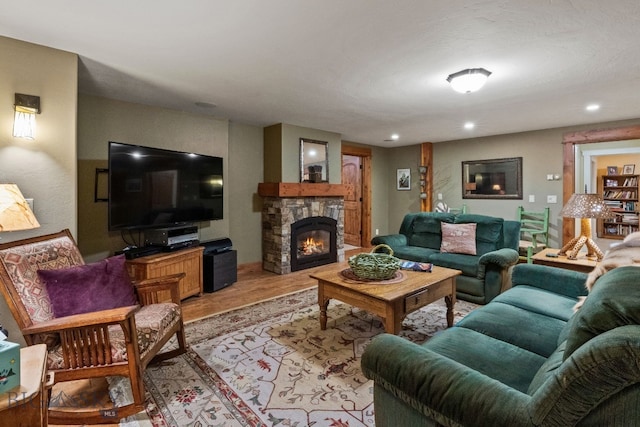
[3,1,640,146]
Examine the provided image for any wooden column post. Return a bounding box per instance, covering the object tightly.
[420,142,433,212]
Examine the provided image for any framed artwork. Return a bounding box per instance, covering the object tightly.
[607,166,619,175]
[397,168,410,190]
[623,164,635,175]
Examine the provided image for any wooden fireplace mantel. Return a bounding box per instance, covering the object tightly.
[258,182,349,198]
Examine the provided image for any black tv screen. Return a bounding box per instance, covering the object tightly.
[108,142,223,231]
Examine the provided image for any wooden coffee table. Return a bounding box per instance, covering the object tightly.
[310,263,461,334]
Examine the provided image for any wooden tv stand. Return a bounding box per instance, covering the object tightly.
[126,246,204,301]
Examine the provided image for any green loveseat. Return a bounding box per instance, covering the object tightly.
[371,213,520,304]
[362,263,640,426]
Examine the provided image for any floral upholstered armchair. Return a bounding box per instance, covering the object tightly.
[0,229,187,424]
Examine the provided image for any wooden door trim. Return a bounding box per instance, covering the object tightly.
[342,144,372,247]
[562,124,640,244]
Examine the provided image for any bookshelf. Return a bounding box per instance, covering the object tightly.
[599,174,639,239]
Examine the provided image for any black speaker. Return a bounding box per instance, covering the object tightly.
[203,250,237,292]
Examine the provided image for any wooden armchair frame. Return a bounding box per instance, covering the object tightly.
[517,206,550,263]
[0,230,187,424]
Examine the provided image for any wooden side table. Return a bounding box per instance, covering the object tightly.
[531,248,598,273]
[127,246,204,301]
[0,344,49,427]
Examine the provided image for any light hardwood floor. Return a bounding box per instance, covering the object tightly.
[55,247,365,426]
[181,248,363,322]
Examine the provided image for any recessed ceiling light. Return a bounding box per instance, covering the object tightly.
[391,134,399,140]
[586,104,600,112]
[464,122,475,130]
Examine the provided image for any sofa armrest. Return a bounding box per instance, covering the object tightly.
[512,263,588,298]
[361,334,531,426]
[371,234,407,247]
[476,248,519,279]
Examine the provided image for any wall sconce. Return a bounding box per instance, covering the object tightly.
[13,93,41,140]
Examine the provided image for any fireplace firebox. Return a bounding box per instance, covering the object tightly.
[290,216,337,271]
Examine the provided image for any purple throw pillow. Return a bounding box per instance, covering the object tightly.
[38,255,138,318]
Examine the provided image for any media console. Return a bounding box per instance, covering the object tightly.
[126,246,204,301]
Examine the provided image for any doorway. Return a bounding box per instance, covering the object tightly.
[341,144,372,247]
[562,125,640,245]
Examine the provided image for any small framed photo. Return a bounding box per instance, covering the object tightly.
[623,164,635,175]
[607,166,619,175]
[397,168,410,190]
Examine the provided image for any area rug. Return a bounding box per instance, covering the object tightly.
[138,287,477,426]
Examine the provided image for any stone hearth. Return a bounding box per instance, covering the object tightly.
[260,182,346,274]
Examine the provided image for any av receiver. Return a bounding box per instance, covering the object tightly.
[144,225,199,247]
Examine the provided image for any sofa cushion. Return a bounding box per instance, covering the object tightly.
[38,255,138,318]
[407,212,455,249]
[564,266,640,360]
[440,222,477,255]
[428,252,479,277]
[455,214,504,255]
[458,291,570,357]
[391,245,440,262]
[423,327,547,393]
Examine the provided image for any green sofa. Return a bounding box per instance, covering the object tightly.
[371,213,521,304]
[362,263,640,426]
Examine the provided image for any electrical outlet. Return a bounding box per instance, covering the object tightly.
[547,195,557,203]
[528,195,535,203]
[375,229,379,236]
[437,193,443,200]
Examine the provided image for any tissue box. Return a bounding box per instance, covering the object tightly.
[0,340,20,393]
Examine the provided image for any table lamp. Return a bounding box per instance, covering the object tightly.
[557,193,614,261]
[0,184,40,232]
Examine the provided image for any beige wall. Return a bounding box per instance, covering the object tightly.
[228,122,263,264]
[264,123,342,184]
[77,94,230,260]
[0,36,78,345]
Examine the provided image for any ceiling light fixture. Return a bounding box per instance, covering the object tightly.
[464,122,475,129]
[586,104,600,112]
[446,68,491,94]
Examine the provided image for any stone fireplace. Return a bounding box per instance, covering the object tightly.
[259,183,346,274]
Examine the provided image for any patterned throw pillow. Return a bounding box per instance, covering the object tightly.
[38,255,138,318]
[440,222,477,255]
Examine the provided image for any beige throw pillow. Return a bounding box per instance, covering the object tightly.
[440,222,477,255]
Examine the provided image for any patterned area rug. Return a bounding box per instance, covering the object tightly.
[139,287,477,426]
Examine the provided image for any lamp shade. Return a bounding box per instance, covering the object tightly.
[0,184,40,231]
[558,193,615,219]
[446,68,491,93]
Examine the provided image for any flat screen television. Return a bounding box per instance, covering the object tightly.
[108,141,223,231]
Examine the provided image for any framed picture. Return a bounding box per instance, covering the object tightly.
[607,166,619,175]
[397,168,410,190]
[623,164,635,175]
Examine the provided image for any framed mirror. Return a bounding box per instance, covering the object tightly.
[300,138,329,183]
[462,157,523,199]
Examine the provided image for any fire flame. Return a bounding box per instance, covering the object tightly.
[302,236,324,255]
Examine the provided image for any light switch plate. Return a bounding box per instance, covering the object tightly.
[547,195,557,203]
